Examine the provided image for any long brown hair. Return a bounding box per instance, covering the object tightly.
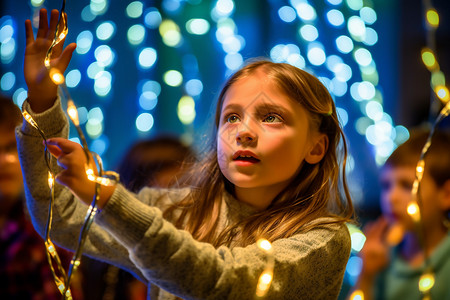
[163,60,354,247]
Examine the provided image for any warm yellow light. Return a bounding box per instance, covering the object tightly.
[22,111,39,130]
[48,172,54,189]
[67,100,79,126]
[349,290,364,300]
[426,9,439,28]
[49,68,65,85]
[257,239,272,251]
[421,48,438,70]
[407,201,421,222]
[418,272,435,293]
[434,85,450,102]
[255,271,273,297]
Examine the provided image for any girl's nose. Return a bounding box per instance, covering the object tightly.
[235,123,257,145]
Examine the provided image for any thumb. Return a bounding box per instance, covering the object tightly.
[58,42,76,72]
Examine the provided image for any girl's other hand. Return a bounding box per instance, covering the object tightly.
[24,8,76,113]
[46,138,115,209]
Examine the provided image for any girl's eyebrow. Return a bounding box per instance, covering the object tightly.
[255,103,289,115]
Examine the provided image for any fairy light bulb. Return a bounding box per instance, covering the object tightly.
[22,111,39,130]
[434,85,450,102]
[418,271,435,293]
[407,201,421,223]
[426,9,439,28]
[49,68,65,85]
[48,172,54,189]
[257,239,272,251]
[349,290,364,300]
[67,100,79,126]
[421,48,438,71]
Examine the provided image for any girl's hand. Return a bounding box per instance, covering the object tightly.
[24,8,76,113]
[359,217,390,279]
[46,138,115,209]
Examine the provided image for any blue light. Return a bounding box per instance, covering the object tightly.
[90,135,109,157]
[358,81,376,100]
[0,23,14,44]
[87,62,104,79]
[366,100,383,120]
[270,44,287,62]
[138,48,157,69]
[354,48,373,66]
[1,38,15,64]
[330,78,348,97]
[346,0,363,11]
[286,54,306,69]
[88,107,104,122]
[126,1,144,18]
[214,0,235,18]
[139,91,158,110]
[294,3,317,21]
[362,27,378,46]
[299,24,319,42]
[335,35,354,54]
[144,8,162,29]
[0,72,15,91]
[81,5,96,22]
[66,69,82,88]
[186,19,210,35]
[76,31,94,55]
[326,9,344,27]
[350,82,363,101]
[222,35,243,53]
[141,80,162,96]
[224,53,243,70]
[162,0,182,13]
[95,45,115,67]
[395,125,410,145]
[326,55,343,72]
[346,256,363,277]
[136,113,154,132]
[360,6,377,25]
[13,88,27,108]
[326,0,343,5]
[347,16,366,40]
[127,24,146,45]
[185,79,203,96]
[94,71,112,97]
[278,6,296,23]
[96,21,116,41]
[336,107,349,126]
[334,63,352,82]
[77,107,88,124]
[307,43,326,66]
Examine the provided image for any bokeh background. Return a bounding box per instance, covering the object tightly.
[1,0,449,294]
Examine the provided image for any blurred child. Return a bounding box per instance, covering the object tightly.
[18,9,354,299]
[352,129,450,299]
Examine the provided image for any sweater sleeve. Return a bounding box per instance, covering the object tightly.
[97,187,352,299]
[15,98,148,281]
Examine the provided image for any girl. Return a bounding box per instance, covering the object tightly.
[18,9,354,299]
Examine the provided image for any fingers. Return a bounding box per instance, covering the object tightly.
[47,9,60,41]
[46,138,81,155]
[58,43,77,70]
[25,19,35,46]
[36,8,49,39]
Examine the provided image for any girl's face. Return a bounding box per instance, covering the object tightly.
[217,72,325,207]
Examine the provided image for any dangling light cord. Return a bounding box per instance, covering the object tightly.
[23,1,119,298]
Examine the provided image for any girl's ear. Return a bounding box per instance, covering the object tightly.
[305,133,328,164]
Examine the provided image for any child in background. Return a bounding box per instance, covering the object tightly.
[18,9,354,299]
[352,129,450,300]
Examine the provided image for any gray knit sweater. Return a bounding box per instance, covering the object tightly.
[16,98,351,299]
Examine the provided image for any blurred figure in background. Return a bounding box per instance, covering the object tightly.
[0,95,77,299]
[80,136,195,300]
[351,128,450,300]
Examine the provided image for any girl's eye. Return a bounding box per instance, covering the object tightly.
[263,114,282,123]
[227,115,240,123]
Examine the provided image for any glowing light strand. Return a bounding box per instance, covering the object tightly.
[412,1,450,298]
[255,239,275,298]
[23,2,119,298]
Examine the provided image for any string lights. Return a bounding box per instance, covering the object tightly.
[255,239,274,298]
[21,1,119,298]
